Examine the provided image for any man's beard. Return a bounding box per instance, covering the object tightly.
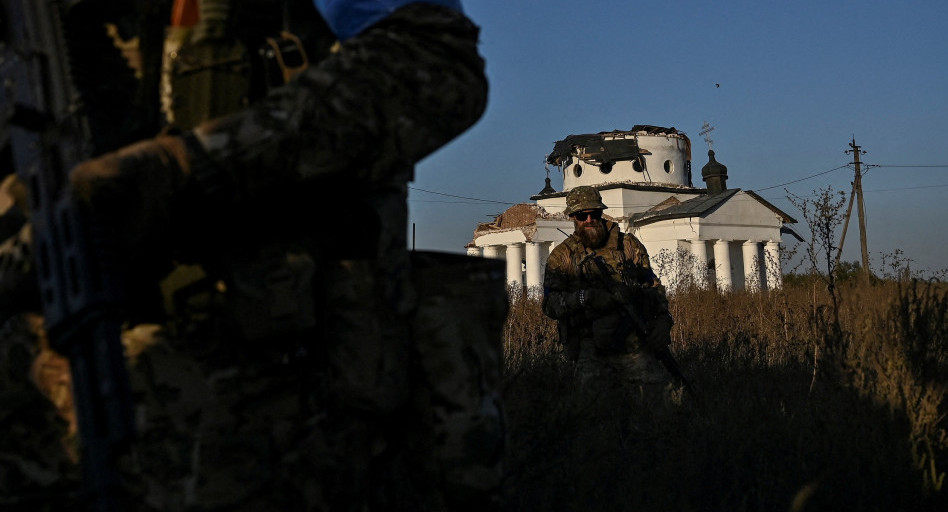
[574,220,608,248]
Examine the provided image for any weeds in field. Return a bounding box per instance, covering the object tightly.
[501,278,947,511]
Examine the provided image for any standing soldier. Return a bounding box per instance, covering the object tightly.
[542,186,676,394]
[1,0,504,510]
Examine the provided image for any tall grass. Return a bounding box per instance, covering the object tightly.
[501,278,948,511]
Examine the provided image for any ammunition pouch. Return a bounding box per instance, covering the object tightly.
[167,29,253,131]
[164,14,320,130]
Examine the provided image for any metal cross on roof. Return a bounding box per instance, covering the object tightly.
[699,122,715,151]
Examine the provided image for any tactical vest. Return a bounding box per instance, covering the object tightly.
[162,0,335,131]
[74,0,334,339]
[556,221,664,357]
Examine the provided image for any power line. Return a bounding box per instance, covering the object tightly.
[408,186,516,205]
[864,183,948,193]
[410,199,508,205]
[867,164,948,168]
[754,164,850,192]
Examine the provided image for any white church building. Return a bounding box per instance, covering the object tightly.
[465,124,800,294]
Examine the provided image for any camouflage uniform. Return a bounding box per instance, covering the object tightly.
[543,206,672,390]
[3,1,504,511]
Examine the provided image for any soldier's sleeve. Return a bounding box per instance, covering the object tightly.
[623,234,670,314]
[189,6,487,197]
[541,244,581,320]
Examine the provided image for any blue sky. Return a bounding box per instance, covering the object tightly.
[409,0,948,275]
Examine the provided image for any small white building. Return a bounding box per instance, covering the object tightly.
[466,125,799,294]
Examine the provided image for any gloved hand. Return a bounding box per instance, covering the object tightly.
[644,313,674,350]
[577,288,617,312]
[69,136,194,285]
[70,135,191,214]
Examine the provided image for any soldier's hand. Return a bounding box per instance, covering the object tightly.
[70,136,191,215]
[578,288,617,311]
[69,136,193,284]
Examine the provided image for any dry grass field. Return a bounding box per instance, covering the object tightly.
[500,274,948,511]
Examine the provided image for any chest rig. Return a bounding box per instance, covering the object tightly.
[157,0,335,341]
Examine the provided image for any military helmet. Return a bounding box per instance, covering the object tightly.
[564,186,607,216]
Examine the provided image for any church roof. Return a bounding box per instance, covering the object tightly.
[630,189,798,226]
[545,125,681,167]
[631,189,740,225]
[473,203,554,238]
[743,190,798,224]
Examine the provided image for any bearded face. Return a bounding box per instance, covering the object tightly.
[573,215,608,248]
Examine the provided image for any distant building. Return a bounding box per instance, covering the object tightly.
[466,125,799,294]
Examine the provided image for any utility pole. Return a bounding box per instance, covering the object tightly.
[843,137,871,281]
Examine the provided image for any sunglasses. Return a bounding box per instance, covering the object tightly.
[572,210,602,221]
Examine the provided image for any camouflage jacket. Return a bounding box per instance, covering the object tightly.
[542,219,667,358]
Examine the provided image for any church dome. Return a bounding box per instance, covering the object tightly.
[701,150,728,194]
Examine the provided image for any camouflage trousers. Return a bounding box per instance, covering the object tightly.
[575,339,673,399]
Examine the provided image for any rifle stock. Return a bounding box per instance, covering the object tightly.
[1,1,134,510]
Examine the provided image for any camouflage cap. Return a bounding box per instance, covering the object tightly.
[564,186,607,216]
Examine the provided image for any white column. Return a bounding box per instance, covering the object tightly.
[466,245,482,257]
[690,239,709,288]
[525,241,546,298]
[713,239,732,292]
[765,240,783,290]
[742,241,761,292]
[506,243,524,289]
[483,245,505,260]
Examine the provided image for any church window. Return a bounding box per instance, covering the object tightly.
[632,157,644,173]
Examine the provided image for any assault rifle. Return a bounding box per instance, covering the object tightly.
[1,1,134,510]
[584,255,700,403]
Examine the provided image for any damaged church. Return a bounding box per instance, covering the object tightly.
[465,125,800,294]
